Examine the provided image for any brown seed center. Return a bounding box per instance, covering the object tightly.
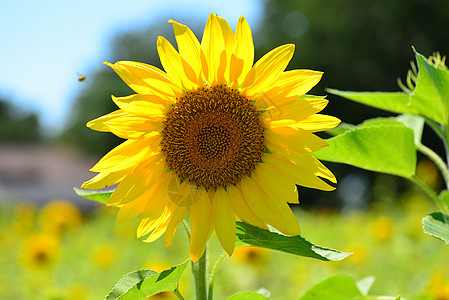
[161,84,265,189]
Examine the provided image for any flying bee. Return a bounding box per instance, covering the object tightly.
[78,74,87,82]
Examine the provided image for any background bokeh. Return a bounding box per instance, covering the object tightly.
[1,0,449,299]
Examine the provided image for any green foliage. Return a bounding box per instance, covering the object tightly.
[74,187,113,204]
[105,260,189,300]
[0,99,42,142]
[226,291,268,300]
[326,49,449,245]
[235,222,350,262]
[326,90,418,115]
[314,119,416,179]
[422,212,449,246]
[410,49,449,125]
[300,275,400,300]
[299,274,364,300]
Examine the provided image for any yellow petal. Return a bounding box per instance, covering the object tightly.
[164,205,189,248]
[90,139,153,172]
[266,127,328,153]
[230,16,254,87]
[278,150,337,184]
[105,61,182,97]
[265,97,329,122]
[227,185,268,229]
[201,14,235,84]
[168,19,202,82]
[143,209,171,243]
[275,69,323,98]
[239,176,300,235]
[290,114,341,132]
[253,161,299,204]
[81,170,127,189]
[157,36,198,90]
[116,198,145,222]
[242,44,294,97]
[136,176,172,238]
[105,117,162,141]
[86,110,126,132]
[212,187,236,256]
[112,94,170,116]
[263,153,335,191]
[107,154,164,206]
[189,189,213,263]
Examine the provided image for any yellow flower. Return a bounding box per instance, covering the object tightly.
[369,216,394,242]
[40,200,82,235]
[20,232,59,268]
[231,246,269,266]
[82,14,339,262]
[92,244,118,268]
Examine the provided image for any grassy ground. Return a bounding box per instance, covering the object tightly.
[1,189,448,300]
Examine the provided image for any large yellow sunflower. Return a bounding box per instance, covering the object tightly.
[82,14,340,262]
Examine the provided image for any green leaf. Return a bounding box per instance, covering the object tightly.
[409,49,449,125]
[235,222,351,261]
[74,187,113,204]
[105,260,189,300]
[395,114,425,143]
[326,122,356,136]
[327,89,418,115]
[422,212,449,246]
[355,277,375,296]
[300,274,364,300]
[314,119,417,179]
[226,291,268,300]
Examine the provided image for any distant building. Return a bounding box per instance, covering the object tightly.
[0,144,102,209]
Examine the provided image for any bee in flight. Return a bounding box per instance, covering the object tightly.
[78,74,87,82]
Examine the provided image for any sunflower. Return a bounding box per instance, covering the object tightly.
[82,14,340,262]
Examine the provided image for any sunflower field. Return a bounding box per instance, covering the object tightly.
[1,186,448,300]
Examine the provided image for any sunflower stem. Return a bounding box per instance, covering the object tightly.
[192,247,208,300]
[208,251,228,300]
[416,141,449,188]
[411,175,448,213]
[173,288,185,300]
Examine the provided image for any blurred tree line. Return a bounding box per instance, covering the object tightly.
[0,98,41,142]
[58,0,449,207]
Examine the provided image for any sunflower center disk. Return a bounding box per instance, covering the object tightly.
[161,85,265,189]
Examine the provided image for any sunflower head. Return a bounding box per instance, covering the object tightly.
[82,14,339,262]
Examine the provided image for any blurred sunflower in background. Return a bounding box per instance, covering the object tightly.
[20,233,59,268]
[40,200,82,235]
[82,13,339,262]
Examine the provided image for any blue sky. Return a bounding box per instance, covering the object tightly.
[0,0,262,136]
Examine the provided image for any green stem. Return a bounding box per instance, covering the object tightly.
[183,219,191,239]
[173,288,185,300]
[208,251,228,300]
[411,175,448,213]
[425,117,446,141]
[416,142,449,188]
[444,123,449,189]
[192,248,208,300]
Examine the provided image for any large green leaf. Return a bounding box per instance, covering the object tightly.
[105,260,189,300]
[327,89,417,115]
[235,222,350,261]
[409,49,449,125]
[355,277,375,296]
[74,187,113,204]
[299,274,364,300]
[395,114,425,143]
[226,291,268,300]
[314,119,416,179]
[422,212,449,246]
